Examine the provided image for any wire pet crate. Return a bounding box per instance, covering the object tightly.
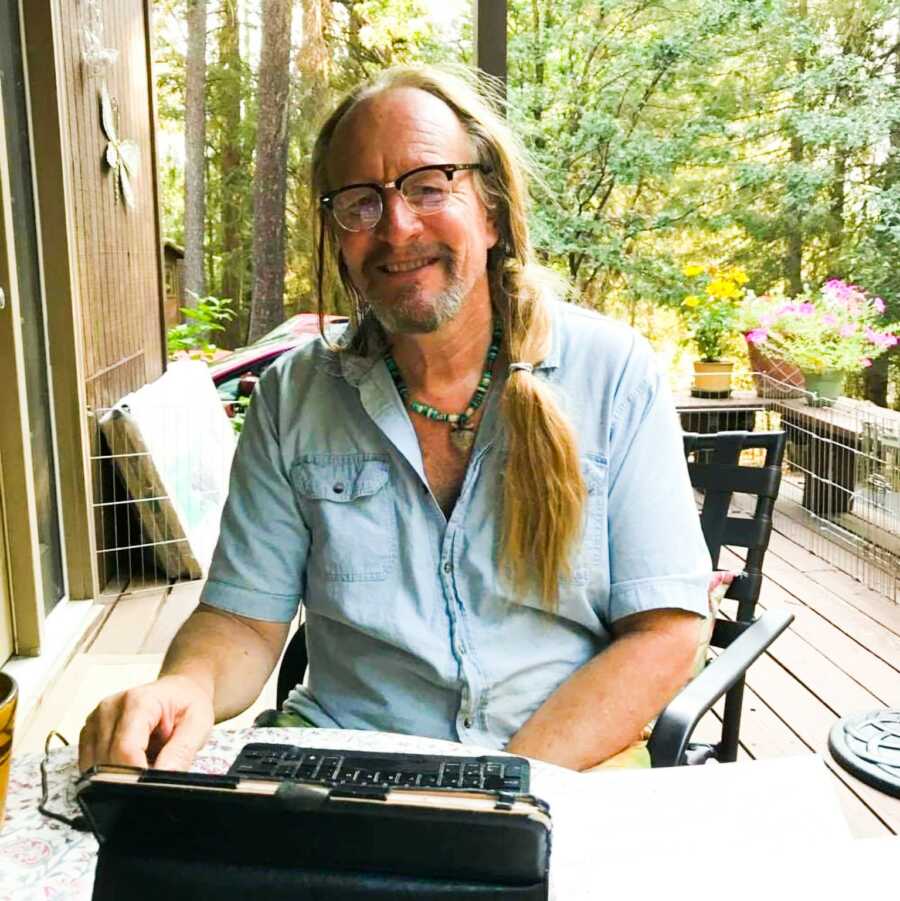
[88,362,236,598]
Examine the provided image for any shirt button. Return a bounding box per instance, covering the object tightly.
[442,562,451,573]
[333,482,345,494]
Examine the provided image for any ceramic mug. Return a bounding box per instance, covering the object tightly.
[0,672,17,830]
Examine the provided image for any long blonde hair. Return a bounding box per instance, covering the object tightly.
[311,65,587,609]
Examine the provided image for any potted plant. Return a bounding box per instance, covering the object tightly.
[680,264,748,397]
[737,280,899,406]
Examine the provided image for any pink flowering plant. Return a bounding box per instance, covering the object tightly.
[737,280,899,374]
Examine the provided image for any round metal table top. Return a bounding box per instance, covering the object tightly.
[829,709,900,798]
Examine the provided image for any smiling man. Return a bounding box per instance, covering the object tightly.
[79,66,712,774]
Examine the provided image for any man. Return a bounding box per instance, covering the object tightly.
[79,66,711,774]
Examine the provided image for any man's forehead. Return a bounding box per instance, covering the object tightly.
[327,87,473,185]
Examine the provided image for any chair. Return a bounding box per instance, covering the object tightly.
[647,430,793,766]
[274,430,793,768]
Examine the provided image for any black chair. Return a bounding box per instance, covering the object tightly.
[275,430,793,768]
[647,430,793,766]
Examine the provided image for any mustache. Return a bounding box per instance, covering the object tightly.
[364,244,454,269]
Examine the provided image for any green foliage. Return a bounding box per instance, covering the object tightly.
[152,0,900,404]
[166,294,235,361]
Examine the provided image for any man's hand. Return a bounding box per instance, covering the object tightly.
[79,674,214,772]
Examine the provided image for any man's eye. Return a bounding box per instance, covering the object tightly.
[406,183,448,204]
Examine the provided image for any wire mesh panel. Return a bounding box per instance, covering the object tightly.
[88,363,237,598]
[678,375,900,605]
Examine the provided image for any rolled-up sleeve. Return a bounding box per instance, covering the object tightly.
[200,372,308,622]
[605,342,712,624]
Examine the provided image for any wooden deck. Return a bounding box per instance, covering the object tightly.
[17,517,900,839]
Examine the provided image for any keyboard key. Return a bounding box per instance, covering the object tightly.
[463,776,482,788]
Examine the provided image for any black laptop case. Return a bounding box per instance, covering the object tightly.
[77,766,551,900]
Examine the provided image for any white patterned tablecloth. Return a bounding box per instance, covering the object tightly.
[0,727,577,901]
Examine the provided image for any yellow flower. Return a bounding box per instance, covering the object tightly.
[726,267,749,286]
[682,264,704,278]
[682,295,701,308]
[706,278,742,300]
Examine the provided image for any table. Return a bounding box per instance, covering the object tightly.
[0,727,886,901]
[675,392,766,436]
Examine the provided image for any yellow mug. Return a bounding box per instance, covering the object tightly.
[0,672,17,830]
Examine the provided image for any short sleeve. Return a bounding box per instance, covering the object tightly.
[200,372,308,622]
[605,343,712,623]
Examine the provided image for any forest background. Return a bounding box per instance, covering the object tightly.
[154,0,900,407]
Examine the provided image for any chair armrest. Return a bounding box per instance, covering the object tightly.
[647,608,793,767]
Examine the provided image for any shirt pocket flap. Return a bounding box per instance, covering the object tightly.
[293,458,390,502]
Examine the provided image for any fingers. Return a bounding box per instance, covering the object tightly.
[78,688,154,772]
[152,704,213,771]
[77,676,213,772]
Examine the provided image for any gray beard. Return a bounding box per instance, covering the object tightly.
[365,260,468,335]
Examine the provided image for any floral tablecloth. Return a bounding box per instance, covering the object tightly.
[0,727,574,901]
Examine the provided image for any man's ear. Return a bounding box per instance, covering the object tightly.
[485,210,500,251]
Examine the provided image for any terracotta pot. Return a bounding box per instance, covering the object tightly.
[745,338,806,398]
[691,360,733,398]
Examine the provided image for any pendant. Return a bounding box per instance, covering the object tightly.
[450,425,476,452]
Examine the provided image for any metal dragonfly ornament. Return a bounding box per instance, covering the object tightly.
[99,84,139,209]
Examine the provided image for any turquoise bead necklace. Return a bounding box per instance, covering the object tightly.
[384,326,503,450]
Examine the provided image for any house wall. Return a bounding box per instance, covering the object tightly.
[10,0,166,624]
[54,0,165,412]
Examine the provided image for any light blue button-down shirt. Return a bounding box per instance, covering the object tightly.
[201,300,711,748]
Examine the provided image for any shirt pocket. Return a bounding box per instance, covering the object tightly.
[566,454,609,585]
[291,454,397,582]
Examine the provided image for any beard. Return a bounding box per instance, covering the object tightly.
[361,250,468,335]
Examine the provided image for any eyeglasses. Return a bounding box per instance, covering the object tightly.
[320,162,490,232]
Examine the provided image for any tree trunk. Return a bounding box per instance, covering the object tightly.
[248,0,294,343]
[863,353,890,408]
[218,0,247,347]
[784,0,806,296]
[184,0,207,304]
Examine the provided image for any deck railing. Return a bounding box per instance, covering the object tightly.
[679,375,900,605]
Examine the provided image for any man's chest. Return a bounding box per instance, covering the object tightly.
[411,417,479,517]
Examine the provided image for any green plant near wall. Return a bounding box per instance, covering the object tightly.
[166,293,235,361]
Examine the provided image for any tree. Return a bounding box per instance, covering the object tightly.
[214,0,252,346]
[248,0,294,343]
[184,0,207,303]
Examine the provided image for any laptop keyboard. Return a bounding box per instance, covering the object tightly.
[228,743,530,793]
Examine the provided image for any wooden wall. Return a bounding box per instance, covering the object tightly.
[55,0,165,412]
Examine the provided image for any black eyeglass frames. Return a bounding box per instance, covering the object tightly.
[319,162,491,232]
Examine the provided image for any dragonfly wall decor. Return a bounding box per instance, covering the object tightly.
[99,84,139,209]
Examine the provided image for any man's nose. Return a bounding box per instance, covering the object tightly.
[375,190,423,243]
